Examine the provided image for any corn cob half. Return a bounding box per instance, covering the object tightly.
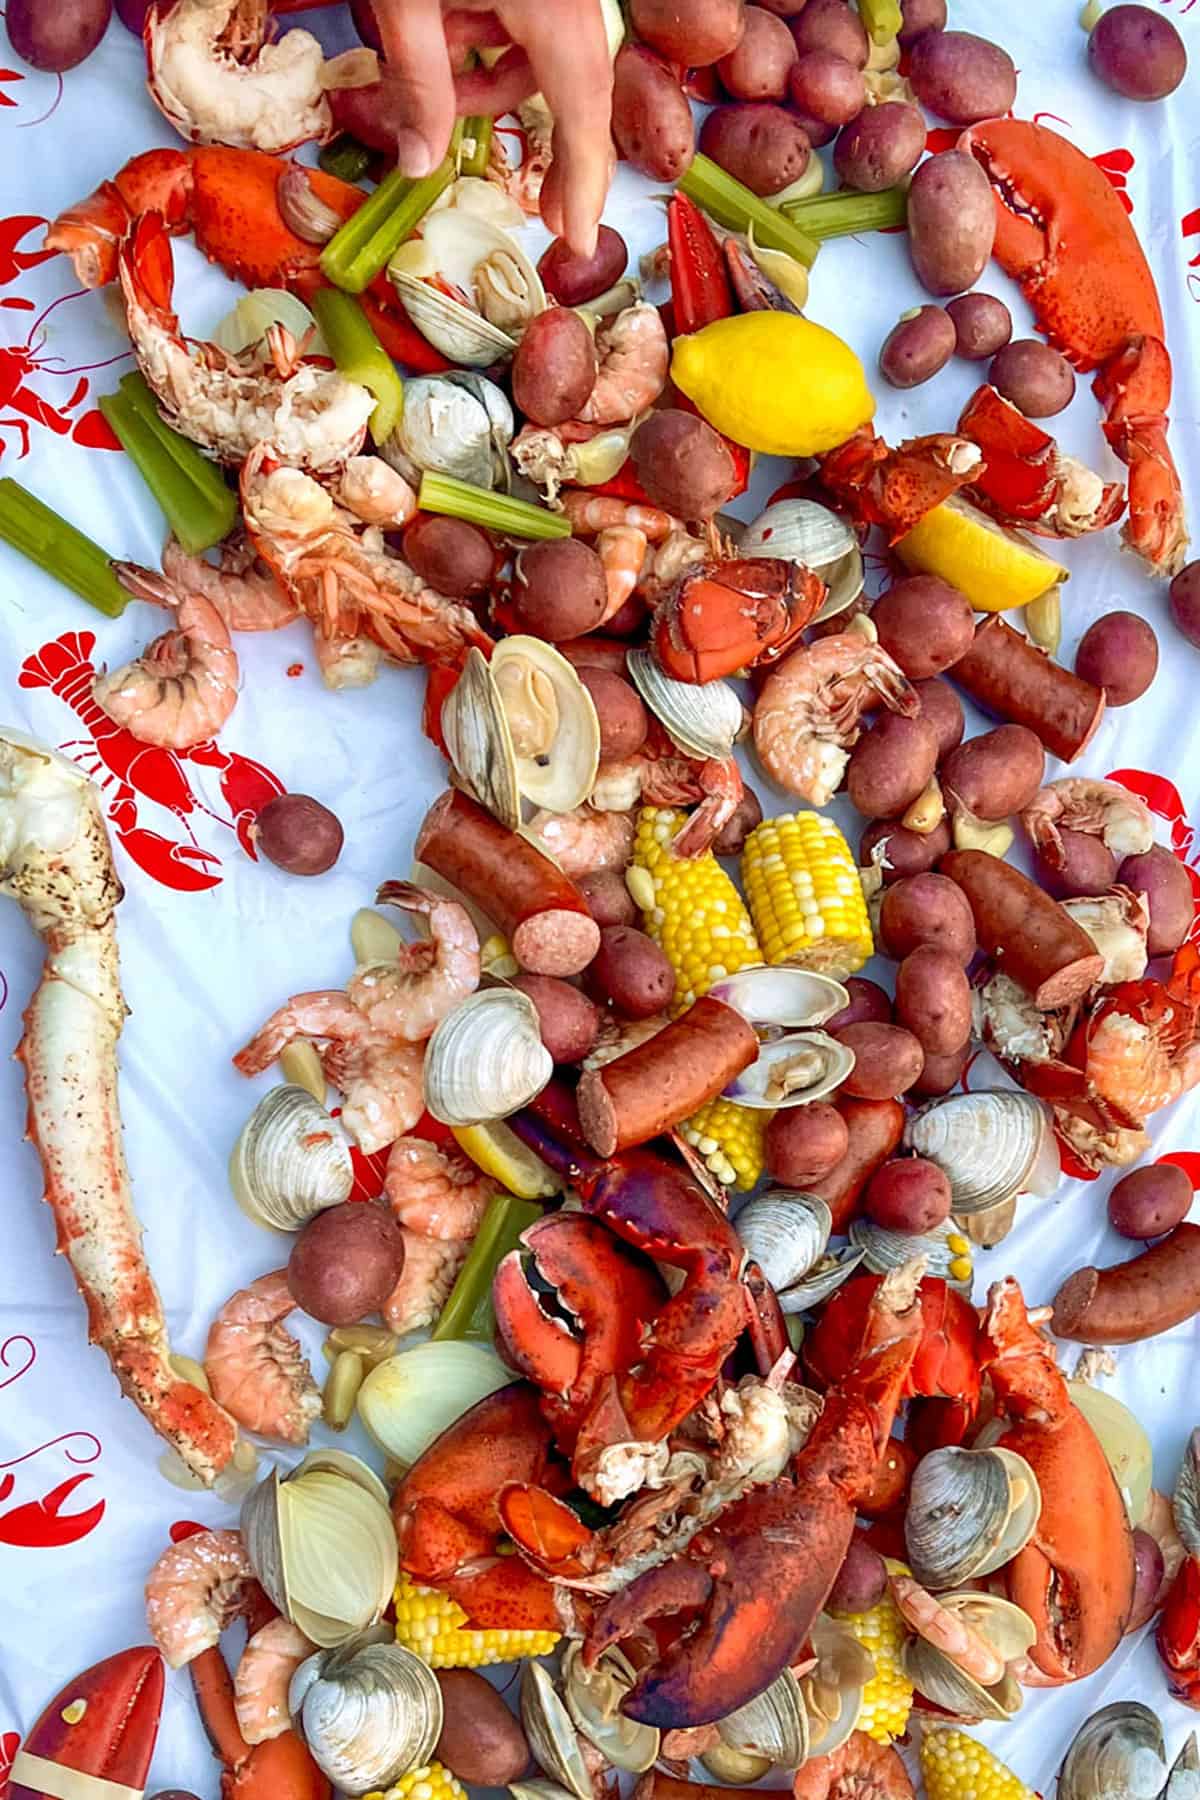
[393,1572,560,1667]
[921,1730,1039,1800]
[742,812,872,976]
[365,1764,467,1800]
[679,1094,767,1191]
[830,1577,914,1744]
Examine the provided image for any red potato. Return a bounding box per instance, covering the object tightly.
[913,677,965,758]
[789,109,837,149]
[402,515,494,598]
[788,50,866,127]
[1128,1531,1167,1634]
[630,0,746,66]
[711,787,764,857]
[865,1157,952,1234]
[765,1103,850,1185]
[612,45,696,182]
[789,0,868,67]
[828,1540,888,1613]
[602,592,648,638]
[511,975,600,1064]
[912,1041,969,1096]
[906,152,996,298]
[940,849,1105,1007]
[990,339,1076,419]
[287,1202,405,1326]
[846,713,940,821]
[1118,845,1196,955]
[826,977,893,1031]
[719,7,797,100]
[909,29,1017,123]
[833,102,925,192]
[1089,4,1187,101]
[1051,1223,1200,1344]
[1169,560,1200,648]
[1108,1163,1193,1241]
[7,0,112,69]
[631,410,739,519]
[512,309,598,427]
[1074,611,1159,707]
[538,227,629,307]
[940,725,1046,823]
[254,794,343,875]
[807,1096,906,1232]
[947,293,1013,361]
[579,668,648,762]
[894,945,971,1056]
[950,616,1106,763]
[513,539,609,640]
[699,103,812,196]
[578,868,638,930]
[879,307,957,391]
[899,0,947,44]
[434,1670,530,1786]
[872,577,974,678]
[860,816,952,883]
[878,872,976,965]
[757,0,810,12]
[585,925,675,1020]
[577,994,758,1155]
[835,1022,925,1098]
[1034,830,1118,901]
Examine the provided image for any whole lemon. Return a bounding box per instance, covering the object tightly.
[671,312,874,457]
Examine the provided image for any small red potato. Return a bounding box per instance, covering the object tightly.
[538,227,629,307]
[860,817,952,884]
[434,1669,531,1786]
[513,540,608,640]
[907,152,996,297]
[512,309,598,427]
[990,340,1076,419]
[578,868,638,930]
[1074,611,1159,707]
[913,677,965,758]
[765,1102,850,1185]
[872,577,975,677]
[1089,4,1186,101]
[699,102,812,196]
[879,307,957,391]
[898,0,947,44]
[1108,1163,1193,1241]
[878,872,977,965]
[719,6,797,100]
[711,787,764,857]
[835,1022,925,1098]
[909,29,1017,122]
[1118,845,1196,956]
[789,0,868,67]
[7,0,112,69]
[585,925,675,1019]
[1033,830,1118,901]
[254,794,343,875]
[894,945,972,1056]
[1169,560,1200,648]
[833,102,925,192]
[788,50,866,127]
[828,1540,888,1613]
[578,668,648,762]
[631,0,745,65]
[826,977,893,1031]
[865,1156,953,1233]
[287,1202,405,1326]
[846,713,940,820]
[947,293,1013,361]
[612,44,696,182]
[402,515,494,597]
[941,725,1046,822]
[631,410,739,519]
[911,1042,969,1097]
[511,975,600,1064]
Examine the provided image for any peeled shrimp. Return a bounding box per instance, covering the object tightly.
[791,1731,914,1800]
[578,304,670,425]
[754,633,917,806]
[94,568,239,750]
[1022,777,1156,867]
[233,991,424,1152]
[889,1576,1005,1686]
[145,1526,255,1670]
[234,1618,315,1746]
[636,528,711,606]
[204,1269,322,1445]
[384,1230,469,1336]
[347,882,480,1042]
[145,0,331,153]
[559,489,681,542]
[382,1137,498,1334]
[162,533,298,632]
[331,456,419,529]
[527,805,636,877]
[590,750,743,858]
[596,526,649,623]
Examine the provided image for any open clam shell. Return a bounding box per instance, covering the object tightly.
[903,1091,1059,1214]
[724,1030,854,1110]
[626,650,745,760]
[802,1616,872,1760]
[937,1592,1037,1664]
[491,637,601,814]
[710,967,849,1031]
[739,499,864,625]
[229,1085,353,1233]
[561,1644,659,1774]
[289,1642,442,1796]
[773,1248,866,1315]
[423,988,553,1126]
[442,647,521,829]
[904,1445,1041,1590]
[901,1635,1022,1723]
[520,1663,591,1800]
[1059,1703,1168,1800]
[393,208,546,333]
[394,373,513,488]
[736,1193,832,1294]
[717,1667,809,1769]
[849,1218,972,1292]
[392,274,518,365]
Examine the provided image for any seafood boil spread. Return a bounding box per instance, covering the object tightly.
[9,0,1200,1797]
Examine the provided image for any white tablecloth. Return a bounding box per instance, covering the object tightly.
[2,2,1200,1790]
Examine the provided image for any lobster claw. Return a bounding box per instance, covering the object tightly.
[9,1647,163,1800]
[652,557,825,684]
[958,384,1125,537]
[816,426,983,542]
[1159,1556,1200,1709]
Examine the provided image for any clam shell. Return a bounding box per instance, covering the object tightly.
[848,1218,972,1293]
[229,1085,353,1233]
[739,500,864,625]
[802,1616,871,1760]
[904,1446,1041,1590]
[423,988,553,1126]
[392,208,545,337]
[520,1663,591,1800]
[491,637,601,814]
[710,967,849,1030]
[1175,1427,1200,1557]
[395,374,512,487]
[441,647,521,829]
[724,1031,854,1110]
[901,1636,1022,1723]
[903,1091,1058,1214]
[937,1592,1037,1663]
[626,649,744,760]
[736,1192,832,1294]
[1067,1384,1154,1528]
[391,273,518,366]
[717,1668,809,1770]
[1059,1703,1168,1800]
[561,1644,658,1774]
[773,1248,866,1315]
[290,1643,442,1796]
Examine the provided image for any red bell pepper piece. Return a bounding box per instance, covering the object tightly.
[667,192,734,336]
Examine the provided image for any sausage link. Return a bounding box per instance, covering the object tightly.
[1051,1223,1200,1344]
[576,994,758,1156]
[950,615,1105,761]
[807,1097,906,1234]
[940,848,1104,1007]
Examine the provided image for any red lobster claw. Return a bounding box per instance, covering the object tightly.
[8,1647,163,1800]
[0,1471,105,1548]
[652,558,825,684]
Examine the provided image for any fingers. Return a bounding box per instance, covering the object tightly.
[370,0,458,176]
[453,46,538,117]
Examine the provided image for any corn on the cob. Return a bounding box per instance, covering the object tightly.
[632,806,763,1015]
[742,812,872,976]
[393,1572,560,1667]
[920,1730,1039,1800]
[365,1764,467,1800]
[680,1095,766,1191]
[830,1582,913,1743]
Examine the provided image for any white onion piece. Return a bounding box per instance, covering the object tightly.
[213,288,329,358]
[357,1342,511,1469]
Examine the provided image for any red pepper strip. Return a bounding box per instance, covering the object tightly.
[668,192,734,336]
[422,653,469,756]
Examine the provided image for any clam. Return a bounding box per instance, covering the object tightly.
[739,500,864,625]
[802,1615,872,1760]
[441,648,521,829]
[717,1667,809,1769]
[903,1091,1059,1214]
[392,372,514,488]
[709,966,850,1031]
[1167,1736,1200,1800]
[937,1592,1037,1664]
[560,1644,659,1773]
[736,1192,832,1295]
[392,276,517,365]
[1059,1704,1170,1800]
[724,1031,854,1111]
[904,1445,1041,1590]
[771,1248,866,1314]
[1175,1426,1200,1556]
[229,1085,354,1233]
[849,1218,972,1292]
[423,989,553,1126]
[491,637,601,814]
[1067,1383,1154,1528]
[626,649,745,760]
[520,1663,591,1800]
[289,1642,442,1796]
[901,1634,1022,1723]
[390,209,545,364]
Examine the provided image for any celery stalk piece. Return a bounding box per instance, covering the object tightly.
[0,478,128,617]
[679,154,820,269]
[320,135,460,294]
[418,471,572,540]
[310,288,404,443]
[319,133,372,184]
[779,186,908,240]
[457,114,495,180]
[100,392,235,556]
[857,0,902,45]
[431,1192,544,1342]
[117,372,240,526]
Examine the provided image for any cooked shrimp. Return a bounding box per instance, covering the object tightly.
[384,1229,468,1335]
[145,0,331,153]
[1085,1003,1200,1124]
[636,528,712,606]
[162,533,298,632]
[889,1576,1005,1686]
[204,1269,322,1445]
[313,630,383,690]
[233,990,424,1152]
[754,633,917,806]
[94,570,238,750]
[145,1526,255,1670]
[234,1618,315,1746]
[384,1136,498,1239]
[332,456,419,529]
[559,489,681,542]
[578,304,671,425]
[348,882,480,1042]
[791,1731,914,1800]
[527,805,636,877]
[597,526,649,623]
[1021,777,1156,867]
[590,747,743,858]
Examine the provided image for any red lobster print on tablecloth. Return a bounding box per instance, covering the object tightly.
[18,631,287,893]
[0,1336,106,1550]
[0,223,123,456]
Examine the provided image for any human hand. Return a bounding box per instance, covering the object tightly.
[366,0,614,256]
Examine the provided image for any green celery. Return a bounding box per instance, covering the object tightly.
[679,154,820,269]
[118,372,239,530]
[310,288,404,442]
[100,391,235,555]
[457,115,495,180]
[0,479,128,617]
[857,0,902,45]
[779,186,908,240]
[418,472,572,540]
[319,133,372,184]
[432,1193,544,1342]
[320,131,460,295]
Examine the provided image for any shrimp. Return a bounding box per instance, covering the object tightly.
[347,882,480,1042]
[526,805,636,877]
[204,1269,322,1445]
[314,630,383,690]
[791,1731,914,1800]
[233,991,425,1152]
[145,0,331,153]
[162,533,298,632]
[889,1576,1006,1686]
[234,1618,315,1745]
[145,1526,256,1670]
[1021,777,1157,867]
[596,526,649,623]
[384,1229,469,1335]
[578,304,671,425]
[559,488,682,542]
[487,96,554,215]
[331,456,419,529]
[590,737,744,858]
[754,632,918,806]
[384,1136,498,1240]
[636,528,712,607]
[94,567,239,750]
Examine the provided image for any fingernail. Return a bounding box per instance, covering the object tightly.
[395,129,435,178]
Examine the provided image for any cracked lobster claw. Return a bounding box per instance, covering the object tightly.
[815,425,983,543]
[959,384,1126,538]
[9,1647,164,1800]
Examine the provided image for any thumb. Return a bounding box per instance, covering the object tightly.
[371,0,457,177]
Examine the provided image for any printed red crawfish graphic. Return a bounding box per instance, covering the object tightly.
[0,1335,106,1550]
[18,630,287,893]
[0,223,124,457]
[1107,767,1200,939]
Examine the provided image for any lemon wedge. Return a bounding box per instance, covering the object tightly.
[451,1120,559,1199]
[670,312,874,456]
[897,496,1068,610]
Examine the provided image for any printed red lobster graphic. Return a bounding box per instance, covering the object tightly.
[0,1336,106,1550]
[19,630,287,892]
[0,220,123,456]
[1107,767,1200,939]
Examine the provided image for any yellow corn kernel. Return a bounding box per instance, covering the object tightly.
[365,1764,468,1800]
[830,1582,913,1743]
[742,813,872,977]
[632,806,763,1016]
[920,1730,1038,1800]
[681,1095,767,1191]
[393,1572,560,1668]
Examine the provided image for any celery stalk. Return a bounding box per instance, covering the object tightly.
[418,472,572,540]
[857,0,902,44]
[457,114,494,180]
[679,154,820,268]
[118,372,240,527]
[100,391,235,556]
[0,479,128,617]
[431,1193,544,1342]
[779,186,908,240]
[310,288,404,442]
[320,134,460,294]
[319,133,372,184]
